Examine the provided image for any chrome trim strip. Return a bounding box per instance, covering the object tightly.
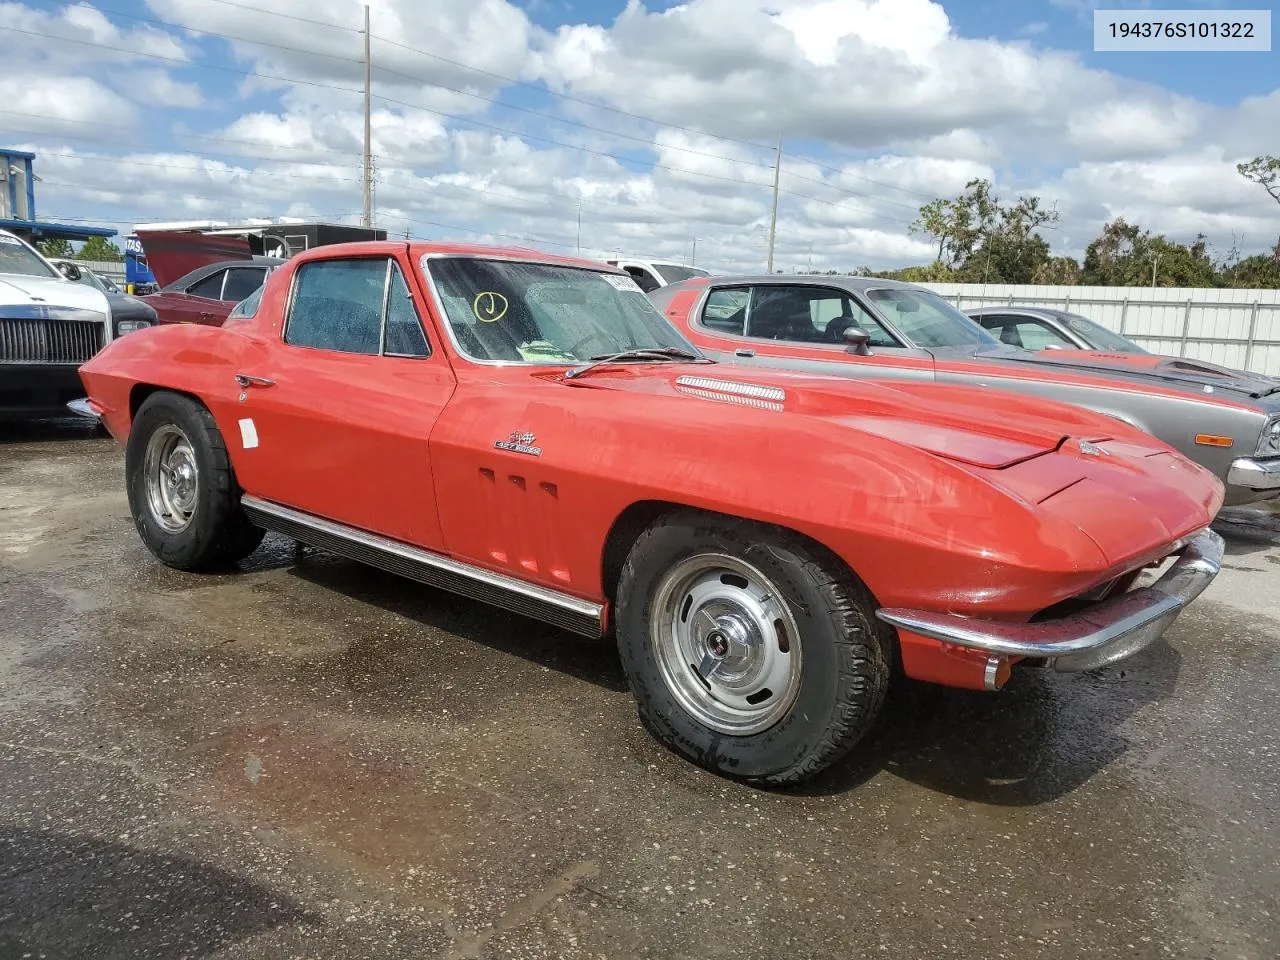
[1227,456,1280,490]
[240,495,605,636]
[674,376,785,402]
[876,528,1224,672]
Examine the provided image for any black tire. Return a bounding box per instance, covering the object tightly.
[615,511,892,785]
[125,391,264,571]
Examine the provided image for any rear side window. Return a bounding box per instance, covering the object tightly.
[223,267,266,302]
[188,271,225,299]
[227,284,264,321]
[285,258,430,358]
[701,288,750,334]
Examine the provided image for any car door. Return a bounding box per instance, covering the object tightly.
[680,283,936,382]
[229,252,454,549]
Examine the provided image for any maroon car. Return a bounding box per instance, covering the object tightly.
[143,257,282,326]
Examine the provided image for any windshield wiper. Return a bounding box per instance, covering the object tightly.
[564,347,706,380]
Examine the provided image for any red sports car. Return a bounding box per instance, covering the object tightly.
[76,242,1224,784]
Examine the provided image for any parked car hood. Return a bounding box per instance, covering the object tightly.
[564,364,1221,567]
[974,346,1280,400]
[107,292,158,321]
[0,273,110,315]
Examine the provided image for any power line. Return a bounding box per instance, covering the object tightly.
[83,5,783,172]
[200,0,777,153]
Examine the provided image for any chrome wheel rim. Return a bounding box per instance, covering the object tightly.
[651,554,802,736]
[143,424,199,533]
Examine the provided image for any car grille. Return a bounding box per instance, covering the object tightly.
[0,318,104,364]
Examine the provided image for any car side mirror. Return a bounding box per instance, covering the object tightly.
[842,326,872,356]
[57,261,82,282]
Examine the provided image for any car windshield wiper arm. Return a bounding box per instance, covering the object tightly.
[564,347,706,380]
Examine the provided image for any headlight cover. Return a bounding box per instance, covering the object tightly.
[1255,414,1280,457]
[116,319,152,335]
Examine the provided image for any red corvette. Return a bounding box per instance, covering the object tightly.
[76,242,1224,784]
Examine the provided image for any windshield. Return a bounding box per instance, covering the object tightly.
[66,267,109,293]
[866,288,1000,349]
[0,235,59,279]
[426,257,698,363]
[1063,313,1147,354]
[654,264,710,284]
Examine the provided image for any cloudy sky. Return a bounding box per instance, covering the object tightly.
[1,0,1277,272]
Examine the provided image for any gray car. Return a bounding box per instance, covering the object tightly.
[966,306,1148,354]
[651,275,1280,507]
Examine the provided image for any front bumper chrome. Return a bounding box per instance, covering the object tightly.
[876,528,1224,673]
[1226,457,1280,491]
[66,398,102,420]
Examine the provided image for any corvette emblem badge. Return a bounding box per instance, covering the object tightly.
[1078,440,1107,457]
[495,431,542,457]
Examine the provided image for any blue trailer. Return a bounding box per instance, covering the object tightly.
[124,235,157,294]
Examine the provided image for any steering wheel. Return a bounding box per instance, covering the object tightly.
[566,332,612,357]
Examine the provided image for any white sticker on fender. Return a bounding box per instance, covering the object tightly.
[238,418,259,449]
[601,273,643,293]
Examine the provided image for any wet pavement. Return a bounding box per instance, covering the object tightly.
[1,418,1278,960]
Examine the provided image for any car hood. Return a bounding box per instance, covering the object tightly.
[974,346,1280,400]
[563,364,1221,568]
[0,273,110,315]
[107,292,158,320]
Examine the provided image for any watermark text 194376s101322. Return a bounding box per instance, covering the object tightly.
[1095,9,1271,51]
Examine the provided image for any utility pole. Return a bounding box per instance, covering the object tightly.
[361,4,373,229]
[576,201,582,255]
[766,135,781,274]
[1151,252,1161,287]
[691,237,700,266]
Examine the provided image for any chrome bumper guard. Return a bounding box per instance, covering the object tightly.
[66,398,100,420]
[876,528,1224,673]
[1226,457,1280,491]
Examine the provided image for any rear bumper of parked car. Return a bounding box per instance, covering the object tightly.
[877,528,1223,687]
[1225,457,1280,502]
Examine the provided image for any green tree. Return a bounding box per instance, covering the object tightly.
[1081,219,1218,287]
[910,180,1059,283]
[37,238,72,258]
[1221,253,1280,289]
[1238,156,1280,207]
[76,236,123,261]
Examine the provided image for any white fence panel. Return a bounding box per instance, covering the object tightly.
[77,259,126,284]
[922,283,1280,377]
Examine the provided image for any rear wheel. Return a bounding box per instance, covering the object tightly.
[126,392,264,571]
[615,511,892,785]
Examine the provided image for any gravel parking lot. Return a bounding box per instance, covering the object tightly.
[2,420,1278,960]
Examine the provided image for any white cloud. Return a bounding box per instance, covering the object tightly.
[1,0,1277,273]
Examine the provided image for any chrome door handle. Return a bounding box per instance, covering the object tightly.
[234,373,275,388]
[735,348,755,358]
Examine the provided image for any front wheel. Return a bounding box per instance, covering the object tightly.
[125,392,264,571]
[615,511,892,785]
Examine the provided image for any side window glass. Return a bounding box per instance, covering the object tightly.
[1014,320,1073,350]
[285,259,385,355]
[701,288,750,334]
[624,266,660,293]
[383,263,430,357]
[188,271,225,299]
[227,284,263,321]
[222,268,266,302]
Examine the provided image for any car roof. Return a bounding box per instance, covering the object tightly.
[967,306,1069,321]
[667,274,920,293]
[163,256,285,291]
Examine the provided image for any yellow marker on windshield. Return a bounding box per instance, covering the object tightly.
[473,291,508,323]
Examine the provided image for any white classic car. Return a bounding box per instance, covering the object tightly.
[0,229,112,419]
